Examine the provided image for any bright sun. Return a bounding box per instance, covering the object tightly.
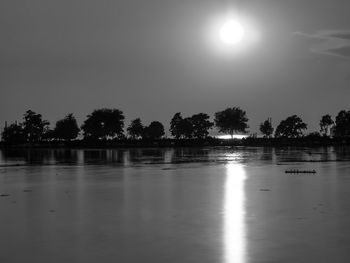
[220,19,245,45]
[207,12,259,55]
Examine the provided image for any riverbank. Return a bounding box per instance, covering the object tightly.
[1,136,350,149]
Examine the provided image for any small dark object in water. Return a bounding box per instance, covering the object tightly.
[285,169,316,174]
[260,189,271,191]
[49,210,56,213]
[0,194,10,197]
[23,189,32,192]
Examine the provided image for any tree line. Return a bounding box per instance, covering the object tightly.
[1,107,350,144]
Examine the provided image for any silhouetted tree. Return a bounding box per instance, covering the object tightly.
[180,117,194,139]
[334,110,350,137]
[319,114,334,136]
[259,118,274,138]
[275,115,307,138]
[306,132,322,140]
[191,113,214,139]
[127,118,144,139]
[214,107,249,138]
[42,129,56,141]
[143,121,165,140]
[23,110,50,142]
[170,113,197,139]
[170,113,183,139]
[54,114,80,141]
[1,123,26,144]
[81,108,125,140]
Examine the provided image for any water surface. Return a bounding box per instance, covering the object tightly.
[1,147,350,263]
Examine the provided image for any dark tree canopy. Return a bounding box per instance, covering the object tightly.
[127,118,144,139]
[306,131,322,140]
[191,113,214,139]
[23,110,50,142]
[170,112,183,139]
[143,121,165,140]
[81,108,125,140]
[275,115,307,138]
[1,123,26,144]
[334,110,350,137]
[54,114,80,141]
[180,118,194,139]
[42,129,56,141]
[170,112,213,139]
[259,118,274,138]
[214,107,249,137]
[319,114,334,136]
[169,113,193,139]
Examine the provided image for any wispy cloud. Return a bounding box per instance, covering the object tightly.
[294,30,350,58]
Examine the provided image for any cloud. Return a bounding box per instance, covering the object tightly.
[294,30,350,58]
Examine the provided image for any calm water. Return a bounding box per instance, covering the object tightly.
[1,147,350,263]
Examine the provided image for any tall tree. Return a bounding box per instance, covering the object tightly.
[143,121,165,140]
[275,115,307,138]
[127,118,144,139]
[22,110,50,142]
[81,108,125,139]
[54,114,80,141]
[180,117,194,139]
[319,114,334,136]
[334,110,350,137]
[191,113,214,139]
[259,118,274,138]
[214,107,249,138]
[170,112,183,139]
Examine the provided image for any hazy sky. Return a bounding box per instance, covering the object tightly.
[1,0,350,134]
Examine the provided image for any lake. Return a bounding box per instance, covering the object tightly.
[1,147,350,263]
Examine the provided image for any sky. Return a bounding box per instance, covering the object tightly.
[1,0,350,135]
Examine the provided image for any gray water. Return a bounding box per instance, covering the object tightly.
[1,147,350,263]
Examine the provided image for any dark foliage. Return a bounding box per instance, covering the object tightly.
[127,118,144,139]
[1,123,26,144]
[334,110,350,137]
[275,115,307,138]
[143,121,165,140]
[259,118,274,138]
[191,113,214,139]
[319,114,334,136]
[170,112,213,139]
[23,110,50,142]
[54,114,80,141]
[179,118,194,139]
[305,132,322,140]
[170,113,183,139]
[214,107,248,137]
[4,107,350,147]
[81,108,125,140]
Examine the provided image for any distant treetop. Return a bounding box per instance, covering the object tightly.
[275,115,307,138]
[81,108,125,140]
[214,107,249,138]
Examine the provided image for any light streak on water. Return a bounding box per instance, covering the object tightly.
[224,163,246,263]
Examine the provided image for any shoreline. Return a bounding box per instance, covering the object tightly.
[1,137,350,149]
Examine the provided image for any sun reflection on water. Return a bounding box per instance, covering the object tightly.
[224,163,246,263]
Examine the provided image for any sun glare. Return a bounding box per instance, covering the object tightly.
[220,20,245,45]
[206,11,260,56]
